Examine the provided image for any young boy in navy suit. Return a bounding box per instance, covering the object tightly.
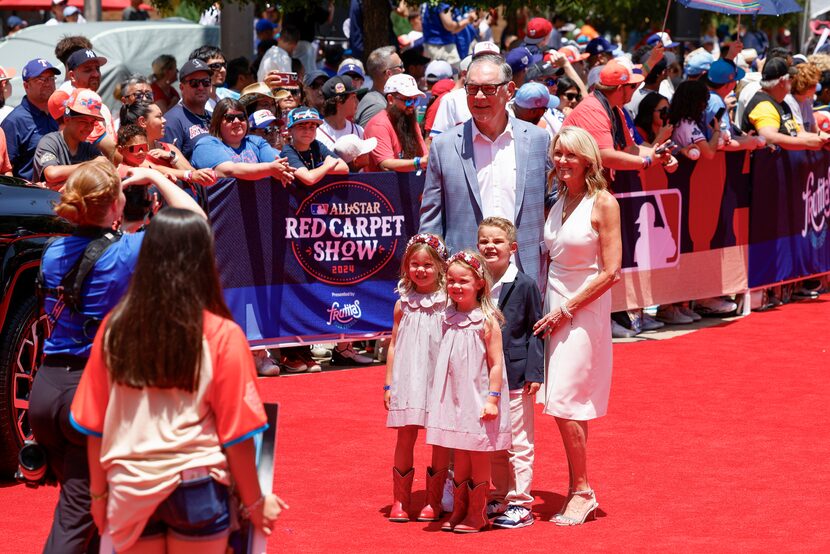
[477,217,544,529]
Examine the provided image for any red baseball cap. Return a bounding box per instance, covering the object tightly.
[47,90,70,121]
[526,18,553,43]
[64,88,105,120]
[556,46,589,64]
[599,61,645,87]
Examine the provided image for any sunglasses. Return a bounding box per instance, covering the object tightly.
[222,112,246,123]
[126,143,148,153]
[538,78,558,87]
[386,64,405,74]
[464,81,509,97]
[208,62,227,71]
[564,92,581,101]
[185,78,211,88]
[394,94,417,107]
[129,90,153,100]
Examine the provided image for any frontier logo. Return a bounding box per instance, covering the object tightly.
[802,169,830,247]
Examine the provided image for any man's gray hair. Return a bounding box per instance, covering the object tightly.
[467,54,512,82]
[367,46,398,79]
[123,74,150,95]
[760,76,785,90]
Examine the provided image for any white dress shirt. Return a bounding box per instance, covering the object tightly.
[489,262,518,304]
[472,119,517,222]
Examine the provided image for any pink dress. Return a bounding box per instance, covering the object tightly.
[386,289,446,428]
[425,306,511,451]
[540,194,613,420]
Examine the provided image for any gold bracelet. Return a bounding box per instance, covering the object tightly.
[90,489,108,502]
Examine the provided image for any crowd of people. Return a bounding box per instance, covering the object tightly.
[1,4,827,551]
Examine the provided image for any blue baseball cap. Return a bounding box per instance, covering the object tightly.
[707,59,745,86]
[255,19,275,34]
[338,63,365,79]
[647,32,680,49]
[505,47,539,74]
[514,82,559,110]
[686,51,714,77]
[22,58,62,81]
[586,37,614,56]
[7,15,26,28]
[287,106,323,128]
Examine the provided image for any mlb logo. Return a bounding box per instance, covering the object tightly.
[616,190,681,273]
[310,204,328,215]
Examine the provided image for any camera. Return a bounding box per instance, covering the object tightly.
[15,440,56,488]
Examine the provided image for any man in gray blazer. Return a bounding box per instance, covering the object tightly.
[419,54,550,286]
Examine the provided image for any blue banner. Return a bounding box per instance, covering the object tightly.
[206,173,425,346]
[748,149,830,288]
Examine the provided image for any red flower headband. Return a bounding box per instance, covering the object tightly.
[447,251,482,273]
[406,233,448,261]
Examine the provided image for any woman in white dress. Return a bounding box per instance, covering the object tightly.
[533,127,622,526]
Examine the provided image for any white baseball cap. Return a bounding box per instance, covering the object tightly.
[425,60,453,81]
[334,135,378,163]
[383,74,425,98]
[472,41,501,57]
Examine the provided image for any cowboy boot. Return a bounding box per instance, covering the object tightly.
[389,467,414,522]
[417,466,449,521]
[441,480,469,532]
[454,481,489,533]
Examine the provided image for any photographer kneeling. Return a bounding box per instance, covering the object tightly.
[28,160,205,553]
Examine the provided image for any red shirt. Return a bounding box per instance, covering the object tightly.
[562,94,634,150]
[363,109,427,172]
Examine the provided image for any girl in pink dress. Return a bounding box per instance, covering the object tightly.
[426,251,511,533]
[384,234,450,522]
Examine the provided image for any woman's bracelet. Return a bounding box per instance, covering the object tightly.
[413,157,421,170]
[169,150,178,163]
[560,303,574,319]
[641,155,653,169]
[383,385,391,391]
[241,496,265,519]
[488,391,501,397]
[90,489,108,502]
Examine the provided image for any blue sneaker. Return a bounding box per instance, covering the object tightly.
[492,505,534,529]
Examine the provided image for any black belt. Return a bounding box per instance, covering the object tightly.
[42,354,88,371]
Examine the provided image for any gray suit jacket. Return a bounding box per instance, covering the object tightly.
[419,117,550,286]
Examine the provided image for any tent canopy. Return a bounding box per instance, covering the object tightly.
[0,0,149,10]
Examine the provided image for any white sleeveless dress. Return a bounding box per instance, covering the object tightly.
[539,194,613,420]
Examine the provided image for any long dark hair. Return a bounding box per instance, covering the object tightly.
[633,92,668,143]
[210,98,247,138]
[120,100,156,126]
[668,80,709,126]
[104,208,232,392]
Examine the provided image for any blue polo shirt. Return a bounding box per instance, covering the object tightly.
[161,103,212,161]
[422,3,454,46]
[191,135,278,169]
[0,96,59,181]
[41,232,144,358]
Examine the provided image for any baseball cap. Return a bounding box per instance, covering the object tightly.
[66,49,108,71]
[815,110,830,133]
[64,88,105,120]
[707,59,746,85]
[472,41,501,57]
[322,75,358,99]
[647,32,680,49]
[47,90,70,120]
[430,78,455,97]
[761,57,795,81]
[22,58,62,81]
[599,61,645,86]
[7,15,26,28]
[333,134,378,163]
[255,19,276,34]
[526,62,558,82]
[179,59,212,81]
[525,18,553,44]
[558,45,590,63]
[286,107,323,128]
[248,109,277,129]
[514,82,559,110]
[0,67,15,82]
[506,47,536,74]
[338,62,365,79]
[239,82,278,106]
[338,58,365,73]
[303,69,329,88]
[685,51,714,76]
[425,60,454,82]
[383,73,425,98]
[586,37,614,56]
[63,6,80,17]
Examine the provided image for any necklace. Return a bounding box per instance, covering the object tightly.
[561,193,584,223]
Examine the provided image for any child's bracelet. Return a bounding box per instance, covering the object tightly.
[383,385,391,391]
[488,391,501,397]
[241,495,265,519]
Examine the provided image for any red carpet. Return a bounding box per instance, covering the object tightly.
[3,300,830,552]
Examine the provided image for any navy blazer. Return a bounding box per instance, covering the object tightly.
[498,269,544,390]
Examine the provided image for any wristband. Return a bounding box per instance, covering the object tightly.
[488,391,501,397]
[560,303,574,319]
[241,496,265,519]
[642,155,653,169]
[184,170,192,182]
[169,150,178,163]
[414,157,421,170]
[383,385,391,391]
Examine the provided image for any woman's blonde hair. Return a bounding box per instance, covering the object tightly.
[397,233,447,294]
[54,159,121,226]
[792,62,821,95]
[446,250,505,326]
[548,126,608,197]
[151,54,177,81]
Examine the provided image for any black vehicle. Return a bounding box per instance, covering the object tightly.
[0,178,72,477]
